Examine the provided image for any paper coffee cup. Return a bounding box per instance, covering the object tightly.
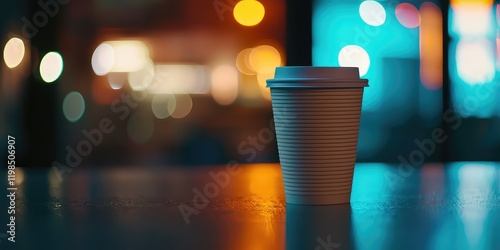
[267,67,368,205]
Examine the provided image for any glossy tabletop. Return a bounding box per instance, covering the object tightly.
[1,162,500,250]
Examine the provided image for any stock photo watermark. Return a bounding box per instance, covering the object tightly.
[21,0,71,39]
[386,81,500,190]
[339,0,418,65]
[212,0,238,21]
[51,67,168,180]
[4,136,17,244]
[315,234,341,250]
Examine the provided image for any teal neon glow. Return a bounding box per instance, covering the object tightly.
[313,0,427,157]
[313,0,419,111]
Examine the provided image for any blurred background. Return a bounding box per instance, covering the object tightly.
[1,0,499,168]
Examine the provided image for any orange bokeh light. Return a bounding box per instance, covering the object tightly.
[451,0,493,7]
[420,2,443,90]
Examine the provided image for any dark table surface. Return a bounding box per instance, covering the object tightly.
[1,162,500,250]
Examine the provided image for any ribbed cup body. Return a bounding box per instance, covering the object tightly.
[270,88,363,205]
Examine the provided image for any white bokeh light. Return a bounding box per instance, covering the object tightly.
[107,73,127,90]
[91,43,115,76]
[452,7,492,36]
[151,94,174,119]
[107,40,149,72]
[128,59,155,91]
[338,45,370,76]
[456,41,494,85]
[359,1,386,26]
[40,52,64,83]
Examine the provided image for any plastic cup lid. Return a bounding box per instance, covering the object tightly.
[266,66,369,88]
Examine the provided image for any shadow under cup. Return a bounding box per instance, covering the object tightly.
[266,67,368,205]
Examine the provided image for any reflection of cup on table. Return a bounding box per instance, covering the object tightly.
[266,67,368,205]
[286,204,352,250]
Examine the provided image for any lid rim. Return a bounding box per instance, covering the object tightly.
[267,66,369,88]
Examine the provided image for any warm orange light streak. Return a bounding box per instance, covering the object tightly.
[451,0,493,7]
[419,2,443,90]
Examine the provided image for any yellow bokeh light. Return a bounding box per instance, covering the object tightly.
[451,0,493,7]
[249,45,281,74]
[233,0,265,27]
[40,52,64,83]
[236,48,256,75]
[15,168,25,186]
[3,37,25,68]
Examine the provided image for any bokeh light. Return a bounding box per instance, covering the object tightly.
[15,168,25,186]
[211,64,239,106]
[95,40,150,73]
[109,40,150,72]
[233,0,265,26]
[420,2,443,89]
[249,45,281,74]
[127,113,154,144]
[497,32,500,69]
[456,40,495,85]
[451,0,494,7]
[40,52,64,83]
[128,59,155,91]
[63,91,85,122]
[359,1,386,26]
[91,43,115,75]
[107,73,127,90]
[151,94,173,119]
[236,48,256,75]
[239,74,262,100]
[451,2,493,36]
[396,3,420,28]
[150,65,209,94]
[169,94,192,119]
[450,0,496,118]
[338,45,370,76]
[92,77,120,105]
[3,37,25,68]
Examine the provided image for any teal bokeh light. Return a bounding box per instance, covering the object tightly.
[313,0,419,111]
[313,0,423,158]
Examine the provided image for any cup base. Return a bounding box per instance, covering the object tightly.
[285,193,351,205]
